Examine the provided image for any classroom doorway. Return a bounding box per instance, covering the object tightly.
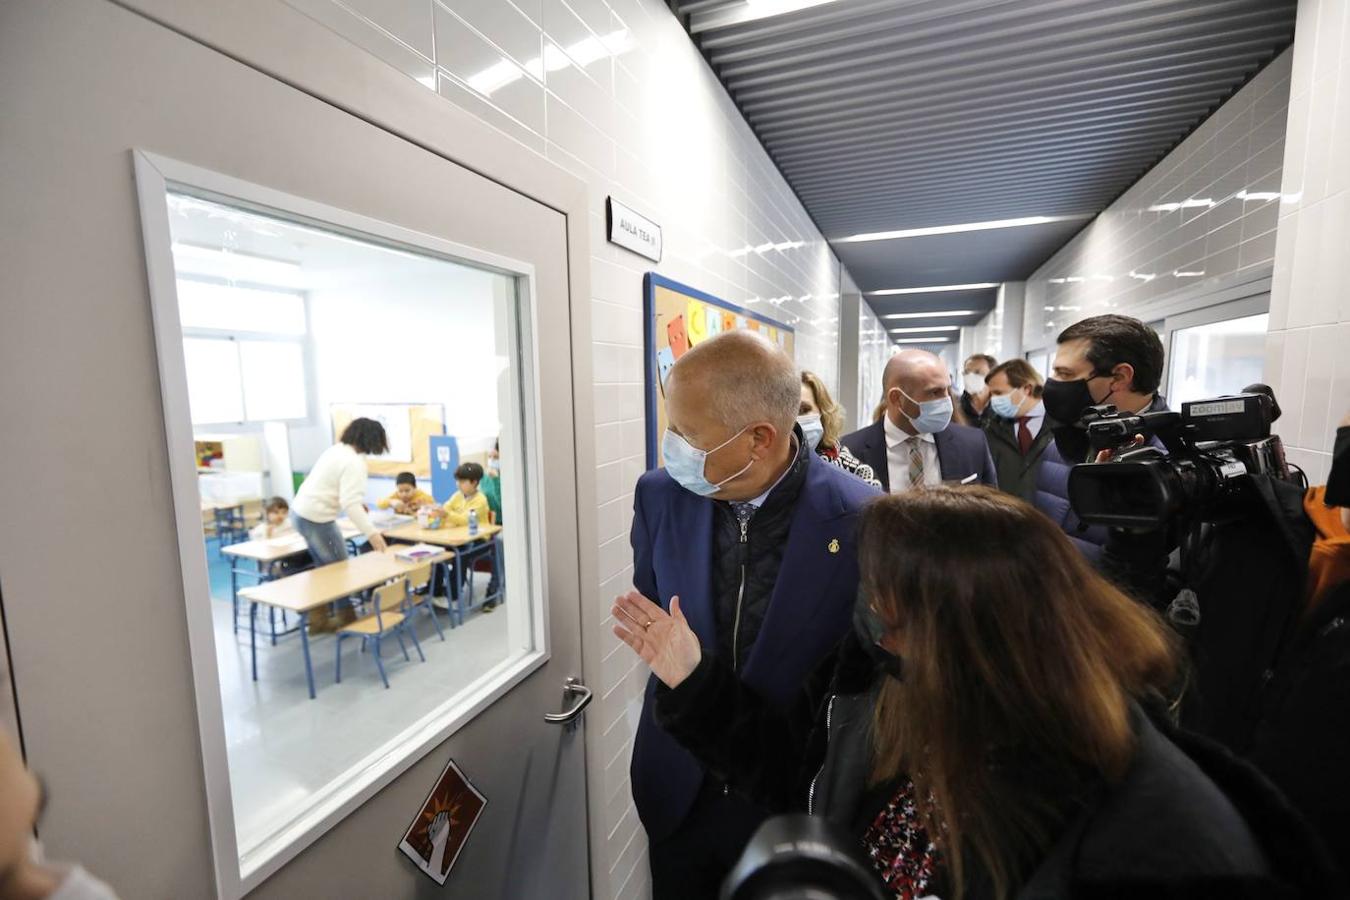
[1,2,593,897]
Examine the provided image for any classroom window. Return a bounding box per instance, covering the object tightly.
[1167,313,1269,407]
[176,278,307,335]
[158,186,540,872]
[180,336,307,424]
[183,337,245,424]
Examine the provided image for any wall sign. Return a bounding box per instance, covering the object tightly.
[606,197,662,262]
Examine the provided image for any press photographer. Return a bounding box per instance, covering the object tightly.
[1068,396,1350,867]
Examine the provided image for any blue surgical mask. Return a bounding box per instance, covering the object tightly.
[989,390,1023,419]
[896,387,953,434]
[662,425,754,497]
[797,414,825,451]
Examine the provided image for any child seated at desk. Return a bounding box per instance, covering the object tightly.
[377,471,435,514]
[250,497,296,541]
[443,463,491,528]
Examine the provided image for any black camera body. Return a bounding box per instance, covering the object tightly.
[1068,389,1292,530]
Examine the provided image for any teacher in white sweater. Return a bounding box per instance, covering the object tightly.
[291,416,391,577]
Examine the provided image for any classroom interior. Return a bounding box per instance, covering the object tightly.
[170,191,536,862]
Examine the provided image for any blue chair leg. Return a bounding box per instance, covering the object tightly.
[425,601,445,641]
[396,629,409,662]
[372,635,390,689]
[335,633,345,683]
[406,620,426,662]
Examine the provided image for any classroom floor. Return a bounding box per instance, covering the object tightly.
[205,548,512,854]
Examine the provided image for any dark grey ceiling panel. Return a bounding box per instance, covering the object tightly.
[672,0,1296,332]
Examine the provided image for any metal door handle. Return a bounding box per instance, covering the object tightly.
[544,677,592,724]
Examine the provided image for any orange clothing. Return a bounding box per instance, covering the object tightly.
[1304,485,1350,613]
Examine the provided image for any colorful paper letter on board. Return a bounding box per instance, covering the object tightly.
[706,309,723,336]
[667,315,689,358]
[722,312,736,332]
[686,300,708,346]
[656,346,676,390]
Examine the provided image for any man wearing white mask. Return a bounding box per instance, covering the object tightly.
[619,330,879,898]
[960,352,996,423]
[841,349,998,493]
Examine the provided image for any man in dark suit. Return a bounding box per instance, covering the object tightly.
[841,349,998,493]
[981,358,1059,503]
[623,330,879,899]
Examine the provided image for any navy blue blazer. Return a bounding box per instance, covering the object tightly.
[839,418,999,493]
[628,455,880,841]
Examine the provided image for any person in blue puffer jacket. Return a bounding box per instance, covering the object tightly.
[1037,314,1169,563]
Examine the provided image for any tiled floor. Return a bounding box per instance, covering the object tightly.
[205,545,513,853]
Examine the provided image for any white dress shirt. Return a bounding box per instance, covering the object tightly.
[1020,399,1047,440]
[883,414,941,493]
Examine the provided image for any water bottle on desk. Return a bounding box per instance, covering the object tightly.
[468,507,479,538]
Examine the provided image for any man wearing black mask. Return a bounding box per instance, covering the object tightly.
[1035,314,1168,562]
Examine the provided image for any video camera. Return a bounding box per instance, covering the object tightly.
[1067,385,1295,530]
[721,814,886,900]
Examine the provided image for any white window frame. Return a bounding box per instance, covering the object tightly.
[133,150,550,897]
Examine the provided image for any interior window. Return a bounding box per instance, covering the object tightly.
[162,190,538,872]
[1167,313,1269,407]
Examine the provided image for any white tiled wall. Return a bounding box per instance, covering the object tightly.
[1265,0,1350,485]
[857,301,891,429]
[961,282,1027,371]
[281,1,847,896]
[1022,50,1292,352]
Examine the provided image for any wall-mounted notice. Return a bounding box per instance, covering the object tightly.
[643,273,796,469]
[398,757,488,885]
[607,197,662,262]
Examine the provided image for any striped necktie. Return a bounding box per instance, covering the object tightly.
[908,436,925,490]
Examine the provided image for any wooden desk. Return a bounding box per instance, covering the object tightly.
[239,549,451,698]
[220,521,364,642]
[223,521,363,563]
[382,523,504,626]
[380,522,502,547]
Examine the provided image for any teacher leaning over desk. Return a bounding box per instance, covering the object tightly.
[291,416,390,632]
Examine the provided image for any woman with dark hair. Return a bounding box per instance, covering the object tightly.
[292,418,390,629]
[612,487,1340,899]
[800,370,881,489]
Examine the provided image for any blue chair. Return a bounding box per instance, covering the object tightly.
[404,562,445,641]
[334,579,425,688]
[212,504,247,553]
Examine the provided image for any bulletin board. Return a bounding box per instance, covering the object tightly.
[330,403,445,478]
[643,273,795,469]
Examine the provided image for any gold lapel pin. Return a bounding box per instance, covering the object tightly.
[828,538,840,554]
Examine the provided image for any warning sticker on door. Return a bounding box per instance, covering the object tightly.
[398,757,488,885]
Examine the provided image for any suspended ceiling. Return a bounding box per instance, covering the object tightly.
[673,0,1297,337]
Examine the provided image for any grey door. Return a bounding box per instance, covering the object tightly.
[0,1,590,897]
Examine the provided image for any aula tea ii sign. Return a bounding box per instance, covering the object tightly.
[606,197,662,262]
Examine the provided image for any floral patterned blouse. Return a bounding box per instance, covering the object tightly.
[862,778,943,900]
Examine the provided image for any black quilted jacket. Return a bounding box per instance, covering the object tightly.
[710,430,811,670]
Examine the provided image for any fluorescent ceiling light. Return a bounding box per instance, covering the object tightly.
[171,243,303,287]
[883,310,979,320]
[888,325,960,334]
[894,336,951,343]
[838,215,1084,244]
[870,282,998,296]
[1237,190,1281,202]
